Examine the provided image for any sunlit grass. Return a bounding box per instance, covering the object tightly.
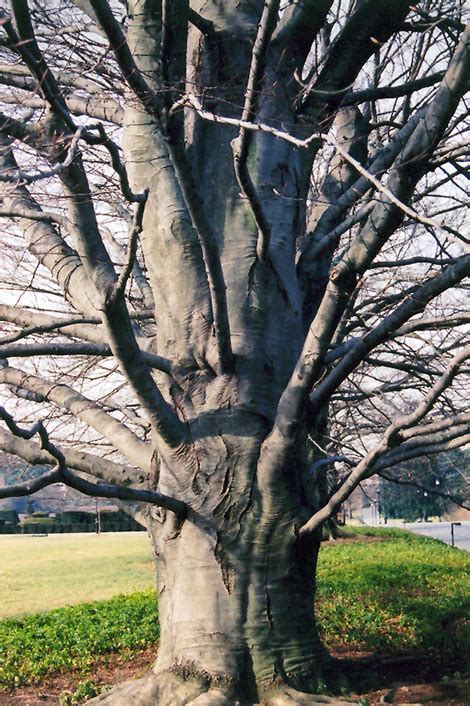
[0,532,155,618]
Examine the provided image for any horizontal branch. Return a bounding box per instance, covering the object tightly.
[378,470,469,511]
[343,70,445,106]
[0,86,123,124]
[0,342,173,374]
[375,433,470,472]
[0,408,186,517]
[0,126,85,183]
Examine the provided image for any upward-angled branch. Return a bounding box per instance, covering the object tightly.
[310,255,470,412]
[285,22,470,423]
[5,2,74,130]
[0,428,142,486]
[296,23,470,376]
[55,136,186,445]
[0,137,95,315]
[232,0,280,261]
[166,147,234,375]
[123,0,231,375]
[89,0,162,119]
[299,0,413,121]
[112,192,148,302]
[299,346,470,534]
[296,109,425,288]
[0,365,152,470]
[271,0,332,73]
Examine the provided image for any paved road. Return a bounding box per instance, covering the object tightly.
[400,520,470,551]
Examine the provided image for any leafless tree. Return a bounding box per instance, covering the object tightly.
[0,1,469,703]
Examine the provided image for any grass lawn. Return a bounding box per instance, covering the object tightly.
[0,532,155,618]
[1,528,469,688]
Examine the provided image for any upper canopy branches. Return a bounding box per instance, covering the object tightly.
[0,0,468,517]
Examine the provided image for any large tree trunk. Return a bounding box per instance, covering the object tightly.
[89,426,348,705]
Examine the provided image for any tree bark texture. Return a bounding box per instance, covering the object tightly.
[90,419,338,705]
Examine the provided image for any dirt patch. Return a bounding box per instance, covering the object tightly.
[361,680,470,705]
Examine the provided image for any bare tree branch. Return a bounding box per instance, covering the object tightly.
[0,428,143,486]
[311,255,470,411]
[343,70,446,106]
[232,0,280,261]
[300,346,470,535]
[88,0,162,119]
[0,365,153,470]
[0,342,172,374]
[0,407,186,516]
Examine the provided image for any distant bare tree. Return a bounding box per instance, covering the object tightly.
[0,1,469,703]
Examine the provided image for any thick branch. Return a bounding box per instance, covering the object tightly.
[0,86,123,124]
[0,427,143,485]
[0,342,172,374]
[56,141,185,446]
[375,433,470,472]
[0,305,106,346]
[0,365,152,471]
[310,255,470,412]
[0,409,186,516]
[0,137,95,315]
[5,2,74,129]
[299,0,413,121]
[343,70,446,106]
[271,0,332,73]
[88,0,162,119]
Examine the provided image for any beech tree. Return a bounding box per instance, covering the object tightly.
[0,1,469,703]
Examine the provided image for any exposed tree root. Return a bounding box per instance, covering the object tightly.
[85,670,358,705]
[85,670,242,705]
[261,686,357,706]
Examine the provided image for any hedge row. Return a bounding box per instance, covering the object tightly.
[0,523,145,535]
